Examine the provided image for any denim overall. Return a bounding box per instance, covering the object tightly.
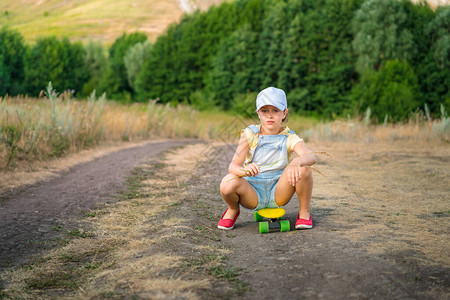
[244,125,290,210]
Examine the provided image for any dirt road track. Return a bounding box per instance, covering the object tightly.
[0,140,448,299]
[0,139,194,272]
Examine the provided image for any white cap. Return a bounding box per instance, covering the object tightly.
[256,87,287,111]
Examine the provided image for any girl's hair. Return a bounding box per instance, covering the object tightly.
[282,110,289,123]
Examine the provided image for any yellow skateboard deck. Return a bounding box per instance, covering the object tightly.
[255,208,290,233]
[257,208,285,219]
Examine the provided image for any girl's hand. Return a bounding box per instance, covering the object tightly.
[287,161,302,186]
[243,163,260,177]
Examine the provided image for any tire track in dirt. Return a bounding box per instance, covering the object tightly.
[0,139,196,273]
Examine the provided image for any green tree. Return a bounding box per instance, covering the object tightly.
[426,6,450,69]
[207,24,259,109]
[423,6,450,112]
[256,0,288,87]
[277,0,317,93]
[277,0,361,115]
[136,0,268,103]
[63,39,89,95]
[352,0,415,74]
[0,27,26,96]
[135,25,179,102]
[124,40,152,90]
[351,59,420,121]
[24,37,88,96]
[81,39,108,96]
[401,0,434,67]
[309,0,362,116]
[98,32,147,99]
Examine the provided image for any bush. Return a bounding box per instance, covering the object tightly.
[230,92,257,118]
[188,90,217,111]
[24,37,88,96]
[352,0,415,74]
[0,27,26,96]
[426,6,450,69]
[97,32,148,99]
[207,24,259,109]
[351,59,420,122]
[124,40,152,91]
[81,40,108,96]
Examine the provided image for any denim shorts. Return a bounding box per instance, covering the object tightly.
[244,169,284,211]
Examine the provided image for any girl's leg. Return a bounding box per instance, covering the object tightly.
[275,166,313,219]
[220,174,258,219]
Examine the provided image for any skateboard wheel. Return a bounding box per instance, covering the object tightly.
[254,211,263,222]
[259,222,269,234]
[280,220,290,232]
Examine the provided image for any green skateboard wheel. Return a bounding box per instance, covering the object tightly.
[255,211,264,222]
[259,222,269,234]
[280,220,290,232]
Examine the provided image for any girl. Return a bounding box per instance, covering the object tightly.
[218,87,316,230]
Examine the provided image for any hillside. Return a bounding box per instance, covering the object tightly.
[0,0,226,44]
[1,0,446,44]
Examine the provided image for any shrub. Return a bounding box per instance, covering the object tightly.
[81,39,108,97]
[0,27,26,96]
[352,0,415,74]
[97,32,147,99]
[24,37,88,96]
[230,92,257,118]
[124,40,152,91]
[351,59,420,122]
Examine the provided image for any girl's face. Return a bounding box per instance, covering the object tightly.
[257,105,287,130]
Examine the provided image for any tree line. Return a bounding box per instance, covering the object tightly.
[1,0,448,121]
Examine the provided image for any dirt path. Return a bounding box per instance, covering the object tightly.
[0,139,194,272]
[0,140,448,299]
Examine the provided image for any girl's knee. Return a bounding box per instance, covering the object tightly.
[220,174,239,195]
[301,166,312,179]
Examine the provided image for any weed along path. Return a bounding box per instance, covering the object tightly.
[1,141,448,298]
[0,139,194,273]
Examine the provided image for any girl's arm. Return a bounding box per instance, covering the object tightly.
[285,141,316,186]
[228,132,259,177]
[291,141,316,167]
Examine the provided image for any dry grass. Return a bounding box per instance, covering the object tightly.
[302,115,450,144]
[0,90,241,172]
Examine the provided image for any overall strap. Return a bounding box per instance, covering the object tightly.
[247,125,260,134]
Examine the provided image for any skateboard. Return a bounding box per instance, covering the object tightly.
[254,208,290,234]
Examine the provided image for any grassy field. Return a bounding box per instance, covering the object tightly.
[1,84,449,172]
[0,88,239,171]
[0,0,225,44]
